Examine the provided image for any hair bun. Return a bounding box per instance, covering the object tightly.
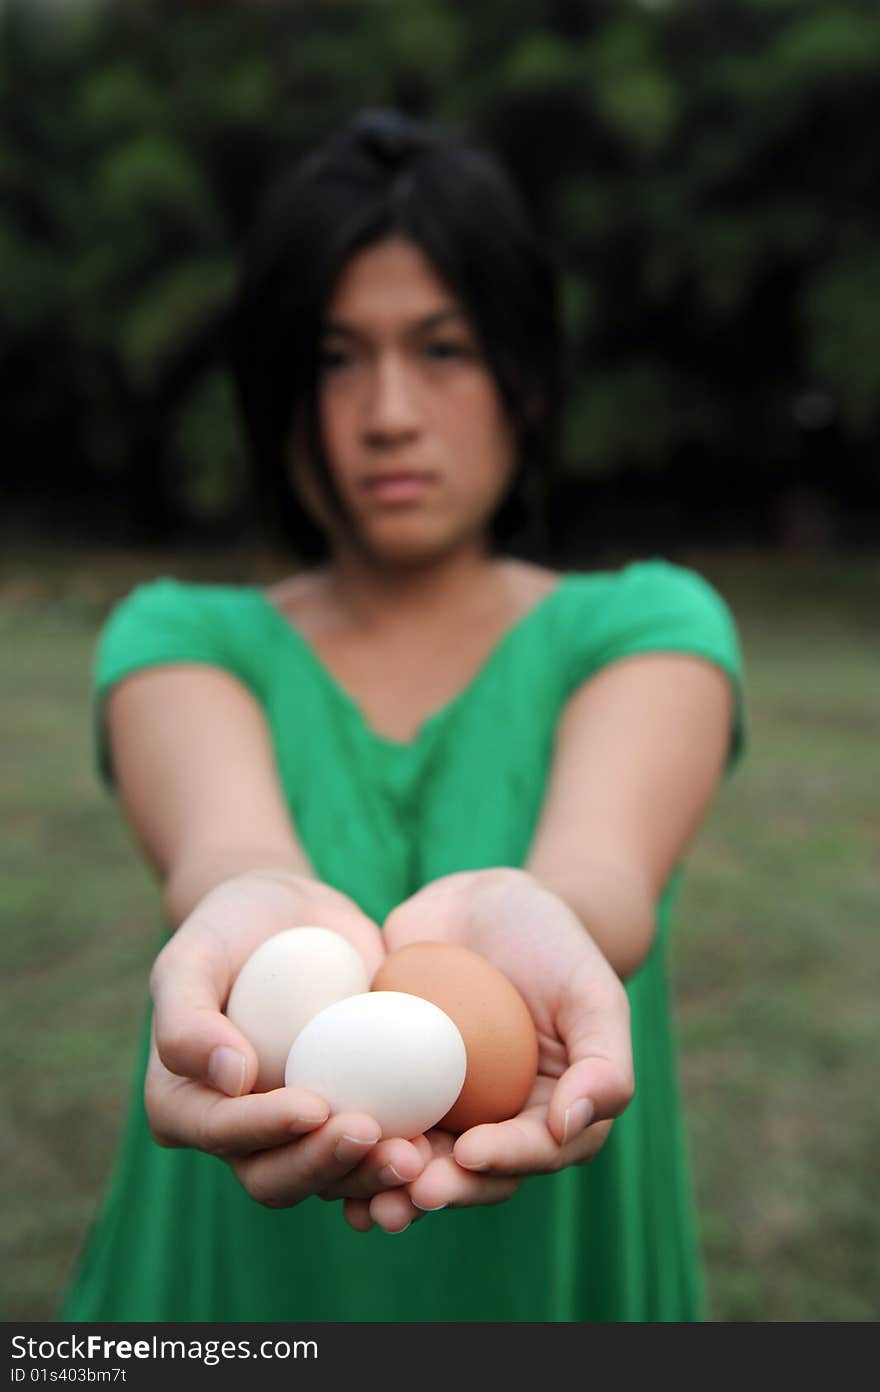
[353,108,427,166]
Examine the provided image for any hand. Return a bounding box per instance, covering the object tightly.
[332,868,634,1233]
[145,870,428,1210]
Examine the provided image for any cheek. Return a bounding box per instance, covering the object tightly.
[447,386,516,494]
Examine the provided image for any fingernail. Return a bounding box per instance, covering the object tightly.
[388,1222,411,1235]
[293,1111,329,1128]
[457,1158,489,1172]
[378,1164,405,1186]
[208,1046,246,1097]
[335,1133,380,1163]
[562,1098,595,1145]
[412,1199,448,1212]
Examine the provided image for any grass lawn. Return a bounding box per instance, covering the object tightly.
[1,542,877,1322]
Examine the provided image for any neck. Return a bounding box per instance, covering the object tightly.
[322,539,504,632]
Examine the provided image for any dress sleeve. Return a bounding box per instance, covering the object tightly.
[564,560,747,775]
[92,577,247,787]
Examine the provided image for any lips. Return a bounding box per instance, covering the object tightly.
[360,471,437,504]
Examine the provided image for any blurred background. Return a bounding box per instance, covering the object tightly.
[1,0,877,1321]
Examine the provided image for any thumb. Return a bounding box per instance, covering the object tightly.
[150,940,259,1097]
[546,966,635,1147]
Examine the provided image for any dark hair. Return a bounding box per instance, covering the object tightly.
[227,108,568,562]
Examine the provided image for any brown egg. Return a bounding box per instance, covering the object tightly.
[371,941,538,1132]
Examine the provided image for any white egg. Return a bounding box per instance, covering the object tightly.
[284,991,467,1139]
[226,926,370,1091]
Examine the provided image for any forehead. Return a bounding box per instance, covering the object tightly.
[323,237,462,330]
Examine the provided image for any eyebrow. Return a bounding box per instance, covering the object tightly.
[320,308,469,338]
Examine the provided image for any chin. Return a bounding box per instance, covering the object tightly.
[356,517,479,570]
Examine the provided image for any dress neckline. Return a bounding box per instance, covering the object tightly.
[252,572,574,752]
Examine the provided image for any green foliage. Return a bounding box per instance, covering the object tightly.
[564,359,714,475]
[2,0,879,535]
[119,257,232,392]
[590,17,681,156]
[804,247,880,435]
[169,368,247,521]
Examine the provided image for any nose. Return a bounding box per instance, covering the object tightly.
[361,353,420,445]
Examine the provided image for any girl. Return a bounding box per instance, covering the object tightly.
[62,109,745,1322]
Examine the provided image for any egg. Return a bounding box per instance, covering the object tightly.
[371,941,539,1132]
[283,991,467,1139]
[225,926,370,1091]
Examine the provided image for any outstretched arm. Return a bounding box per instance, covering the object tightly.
[526,651,734,979]
[335,652,734,1232]
[105,663,427,1209]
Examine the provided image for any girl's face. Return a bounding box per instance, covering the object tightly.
[298,237,517,567]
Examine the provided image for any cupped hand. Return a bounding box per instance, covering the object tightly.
[145,869,427,1210]
[334,869,634,1233]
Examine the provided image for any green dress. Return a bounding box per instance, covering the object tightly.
[62,559,745,1323]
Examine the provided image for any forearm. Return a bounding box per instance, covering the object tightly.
[162,846,316,928]
[521,859,657,981]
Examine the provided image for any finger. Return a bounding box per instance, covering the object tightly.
[231,1112,384,1209]
[145,1057,330,1155]
[450,1112,550,1174]
[409,1131,440,1164]
[406,1153,521,1213]
[343,1198,375,1233]
[451,1107,613,1177]
[357,1133,454,1231]
[367,1187,424,1234]
[545,962,635,1146]
[318,1137,427,1201]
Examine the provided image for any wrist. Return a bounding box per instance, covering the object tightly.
[236,866,316,897]
[448,866,534,899]
[232,868,376,938]
[163,858,316,928]
[525,860,656,981]
[451,866,553,923]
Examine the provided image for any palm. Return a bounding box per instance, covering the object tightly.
[148,871,386,1101]
[193,872,387,988]
[382,869,595,1082]
[336,870,633,1228]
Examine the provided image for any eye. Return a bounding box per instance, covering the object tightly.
[318,346,354,372]
[425,340,470,361]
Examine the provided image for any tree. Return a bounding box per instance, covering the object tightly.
[2,0,878,547]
